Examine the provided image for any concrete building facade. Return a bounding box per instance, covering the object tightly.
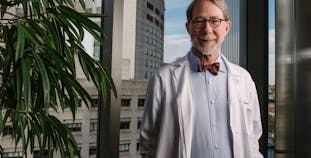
[83,0,165,80]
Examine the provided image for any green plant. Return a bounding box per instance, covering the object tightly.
[0,0,116,157]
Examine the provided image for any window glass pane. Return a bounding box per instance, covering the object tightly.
[268,0,275,157]
[120,121,130,130]
[121,98,131,107]
[147,2,154,11]
[138,98,145,107]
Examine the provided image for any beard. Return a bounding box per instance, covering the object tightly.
[192,40,221,56]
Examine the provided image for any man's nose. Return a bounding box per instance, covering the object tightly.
[202,22,213,33]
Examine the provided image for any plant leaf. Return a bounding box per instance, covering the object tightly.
[32,52,50,112]
[15,22,26,62]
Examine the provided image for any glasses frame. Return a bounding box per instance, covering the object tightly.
[189,17,228,28]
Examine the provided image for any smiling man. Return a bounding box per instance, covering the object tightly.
[140,0,263,158]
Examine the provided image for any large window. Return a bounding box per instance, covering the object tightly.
[268,0,275,157]
[64,122,82,132]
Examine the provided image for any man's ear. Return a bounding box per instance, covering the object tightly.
[225,20,231,33]
[186,22,191,34]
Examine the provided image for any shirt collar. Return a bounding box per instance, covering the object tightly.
[187,50,227,73]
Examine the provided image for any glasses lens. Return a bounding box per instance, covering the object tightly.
[209,19,221,28]
[191,18,224,28]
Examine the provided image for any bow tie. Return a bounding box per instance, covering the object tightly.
[198,56,220,75]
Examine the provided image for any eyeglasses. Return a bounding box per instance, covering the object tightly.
[189,17,227,28]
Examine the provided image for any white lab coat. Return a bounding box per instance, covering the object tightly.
[140,54,263,158]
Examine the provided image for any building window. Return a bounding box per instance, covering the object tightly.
[93,40,100,58]
[2,125,13,136]
[86,8,92,13]
[137,120,141,129]
[144,36,148,44]
[91,98,98,108]
[155,8,160,16]
[119,143,130,152]
[89,146,96,156]
[120,121,130,130]
[145,71,148,79]
[147,2,154,11]
[149,38,153,46]
[160,14,164,21]
[146,13,153,22]
[155,19,160,26]
[149,26,153,34]
[144,24,149,32]
[90,121,97,132]
[2,151,23,158]
[96,7,101,13]
[145,60,148,67]
[121,98,131,107]
[137,142,140,151]
[33,150,48,158]
[77,99,82,108]
[16,7,24,17]
[149,60,153,67]
[138,98,145,107]
[64,122,82,132]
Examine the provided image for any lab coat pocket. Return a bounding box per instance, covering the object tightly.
[241,100,253,135]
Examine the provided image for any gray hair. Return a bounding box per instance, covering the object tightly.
[186,0,230,22]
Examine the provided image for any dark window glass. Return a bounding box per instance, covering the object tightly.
[147,2,154,11]
[120,121,130,129]
[146,13,153,22]
[121,99,131,107]
[64,123,82,132]
[137,120,141,129]
[89,146,97,156]
[91,98,98,108]
[90,122,97,132]
[138,98,145,107]
[137,142,140,151]
[2,125,13,136]
[155,8,160,15]
[155,19,160,26]
[33,150,48,158]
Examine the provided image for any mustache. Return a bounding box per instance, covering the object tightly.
[191,40,222,56]
[198,35,217,40]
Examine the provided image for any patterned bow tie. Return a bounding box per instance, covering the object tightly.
[198,56,220,75]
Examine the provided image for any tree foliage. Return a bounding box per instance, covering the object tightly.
[0,0,116,157]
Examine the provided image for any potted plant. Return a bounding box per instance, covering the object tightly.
[0,0,116,157]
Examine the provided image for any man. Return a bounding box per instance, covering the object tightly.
[139,0,263,158]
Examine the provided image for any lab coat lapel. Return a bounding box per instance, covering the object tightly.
[223,55,243,158]
[172,55,194,158]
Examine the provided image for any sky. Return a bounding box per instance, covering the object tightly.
[163,0,275,85]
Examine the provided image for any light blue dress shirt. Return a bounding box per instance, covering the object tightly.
[188,51,233,158]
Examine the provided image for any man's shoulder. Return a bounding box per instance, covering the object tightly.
[156,55,188,74]
[225,60,253,80]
